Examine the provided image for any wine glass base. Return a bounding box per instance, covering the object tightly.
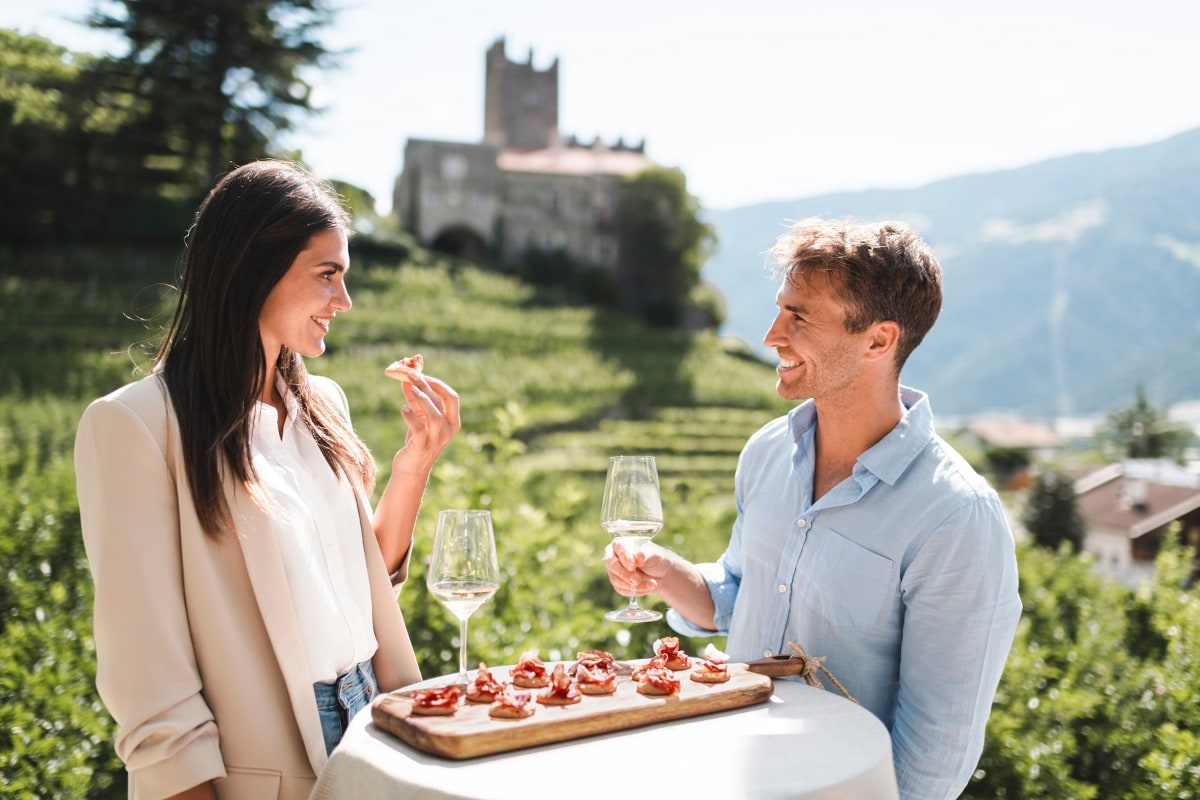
[605,607,663,623]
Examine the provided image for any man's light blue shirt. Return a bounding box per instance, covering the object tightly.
[668,387,1021,800]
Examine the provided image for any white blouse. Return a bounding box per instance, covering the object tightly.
[250,383,377,684]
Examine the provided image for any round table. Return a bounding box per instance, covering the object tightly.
[311,675,898,799]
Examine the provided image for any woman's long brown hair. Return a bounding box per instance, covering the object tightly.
[155,160,375,537]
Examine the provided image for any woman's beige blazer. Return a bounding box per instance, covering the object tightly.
[75,373,421,800]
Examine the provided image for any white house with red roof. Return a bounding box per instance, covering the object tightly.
[1075,459,1200,585]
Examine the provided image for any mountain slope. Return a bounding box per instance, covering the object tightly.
[703,127,1200,418]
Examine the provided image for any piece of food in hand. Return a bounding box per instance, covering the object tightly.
[537,663,582,706]
[653,636,691,671]
[409,684,462,716]
[511,650,550,689]
[384,354,424,383]
[636,663,681,697]
[689,657,731,684]
[575,663,618,696]
[465,662,506,703]
[488,685,536,720]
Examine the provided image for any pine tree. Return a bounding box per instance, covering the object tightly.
[87,0,337,205]
[1101,384,1191,461]
[1023,467,1086,552]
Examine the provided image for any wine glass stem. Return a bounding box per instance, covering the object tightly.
[458,618,469,681]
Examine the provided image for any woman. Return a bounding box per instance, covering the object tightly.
[74,160,460,800]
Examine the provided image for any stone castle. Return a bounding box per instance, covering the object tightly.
[392,37,654,270]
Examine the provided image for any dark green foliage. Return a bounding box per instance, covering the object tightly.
[0,30,134,245]
[965,534,1200,799]
[1023,467,1087,553]
[986,445,1032,487]
[87,0,338,201]
[0,400,126,797]
[616,166,716,327]
[1101,384,1193,461]
[0,5,336,246]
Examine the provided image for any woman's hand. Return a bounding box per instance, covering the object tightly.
[372,370,461,578]
[393,372,461,474]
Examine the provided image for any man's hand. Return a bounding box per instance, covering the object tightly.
[604,541,671,597]
[605,541,719,631]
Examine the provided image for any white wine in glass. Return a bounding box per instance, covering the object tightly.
[427,509,500,683]
[601,455,664,623]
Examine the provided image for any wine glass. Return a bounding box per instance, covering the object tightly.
[601,455,664,623]
[426,509,500,683]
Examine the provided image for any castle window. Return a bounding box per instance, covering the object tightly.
[441,154,468,181]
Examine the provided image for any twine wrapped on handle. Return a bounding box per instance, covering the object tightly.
[785,642,858,704]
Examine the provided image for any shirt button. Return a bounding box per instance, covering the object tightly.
[777,584,787,594]
[764,649,773,658]
[796,518,807,528]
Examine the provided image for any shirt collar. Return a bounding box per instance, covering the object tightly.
[788,385,937,487]
[253,373,301,439]
[276,373,301,425]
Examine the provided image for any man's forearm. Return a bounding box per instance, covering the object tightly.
[655,553,718,631]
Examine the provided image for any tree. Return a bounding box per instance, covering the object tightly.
[615,166,716,327]
[1101,384,1191,461]
[86,0,338,205]
[1023,466,1086,552]
[0,30,111,244]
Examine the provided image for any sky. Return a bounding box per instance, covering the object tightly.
[5,0,1200,214]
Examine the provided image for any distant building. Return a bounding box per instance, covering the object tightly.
[955,413,1064,489]
[1075,459,1200,585]
[958,414,1063,458]
[393,37,654,270]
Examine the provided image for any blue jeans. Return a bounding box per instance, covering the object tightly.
[314,660,378,755]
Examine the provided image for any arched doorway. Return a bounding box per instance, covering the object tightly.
[430,225,489,260]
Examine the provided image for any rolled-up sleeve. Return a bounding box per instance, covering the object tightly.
[892,494,1022,800]
[75,396,225,798]
[665,559,740,637]
[667,516,745,638]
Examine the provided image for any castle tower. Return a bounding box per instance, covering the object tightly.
[483,37,559,150]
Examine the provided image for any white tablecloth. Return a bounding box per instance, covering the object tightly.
[311,675,897,799]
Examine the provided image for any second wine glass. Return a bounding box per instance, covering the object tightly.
[426,509,500,683]
[601,455,664,623]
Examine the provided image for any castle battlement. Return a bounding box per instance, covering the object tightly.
[394,38,653,268]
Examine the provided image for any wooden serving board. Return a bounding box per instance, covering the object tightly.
[371,659,773,760]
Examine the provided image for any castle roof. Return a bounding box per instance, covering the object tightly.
[498,144,653,177]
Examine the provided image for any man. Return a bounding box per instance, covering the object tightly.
[606,217,1021,800]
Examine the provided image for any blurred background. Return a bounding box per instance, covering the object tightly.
[3,2,1200,797]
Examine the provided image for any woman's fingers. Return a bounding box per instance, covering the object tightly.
[393,374,461,472]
